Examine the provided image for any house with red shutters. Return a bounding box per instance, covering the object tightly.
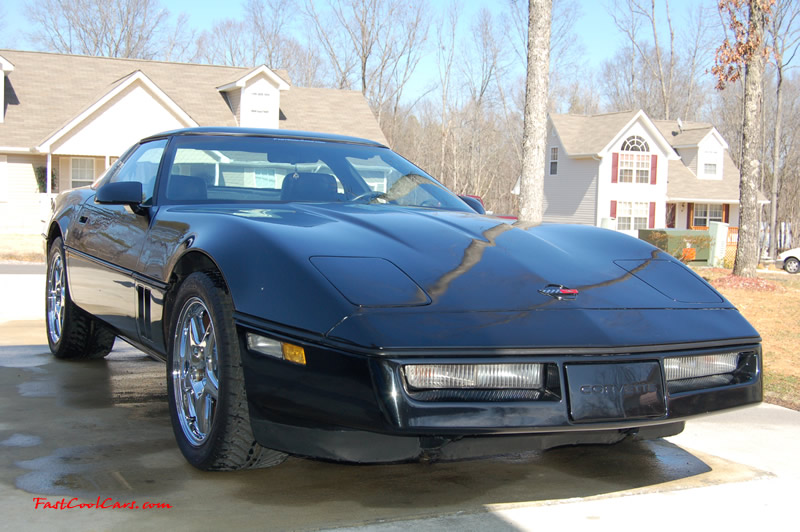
[542,109,766,235]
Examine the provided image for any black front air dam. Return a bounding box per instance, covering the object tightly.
[248,416,686,463]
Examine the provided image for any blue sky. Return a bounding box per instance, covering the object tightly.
[1,0,710,96]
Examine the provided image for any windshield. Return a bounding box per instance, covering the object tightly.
[158,135,472,212]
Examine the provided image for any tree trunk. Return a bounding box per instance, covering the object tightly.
[733,2,767,278]
[769,65,783,260]
[519,0,552,223]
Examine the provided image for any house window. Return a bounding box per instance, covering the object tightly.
[617,201,649,231]
[71,158,95,188]
[618,153,650,183]
[621,135,649,152]
[704,163,717,175]
[692,203,724,228]
[549,147,558,175]
[617,136,650,184]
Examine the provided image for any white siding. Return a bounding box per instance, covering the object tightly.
[0,154,49,234]
[0,156,6,202]
[51,83,187,157]
[542,133,597,225]
[597,123,670,235]
[240,77,281,129]
[696,136,724,180]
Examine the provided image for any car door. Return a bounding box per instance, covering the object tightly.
[66,139,167,340]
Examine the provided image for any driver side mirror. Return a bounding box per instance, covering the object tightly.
[95,181,146,214]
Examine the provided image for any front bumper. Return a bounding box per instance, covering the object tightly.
[237,321,762,463]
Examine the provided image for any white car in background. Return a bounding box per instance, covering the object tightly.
[777,247,800,274]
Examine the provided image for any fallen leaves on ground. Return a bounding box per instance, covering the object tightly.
[711,275,783,292]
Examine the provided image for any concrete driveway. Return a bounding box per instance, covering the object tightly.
[1,264,798,531]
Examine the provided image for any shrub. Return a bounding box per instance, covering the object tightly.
[34,166,59,193]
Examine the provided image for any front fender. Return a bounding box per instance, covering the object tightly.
[144,208,357,340]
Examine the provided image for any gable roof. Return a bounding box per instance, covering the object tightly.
[550,110,638,156]
[217,65,290,92]
[652,120,728,150]
[667,151,767,204]
[37,70,199,151]
[550,109,678,159]
[0,49,387,149]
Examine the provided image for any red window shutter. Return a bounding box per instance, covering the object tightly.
[650,154,657,185]
[649,202,656,228]
[723,204,730,223]
[610,200,617,219]
[686,203,694,229]
[611,153,619,183]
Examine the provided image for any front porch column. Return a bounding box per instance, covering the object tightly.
[46,152,52,194]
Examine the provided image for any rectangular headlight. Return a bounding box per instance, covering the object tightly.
[404,363,544,390]
[664,353,739,381]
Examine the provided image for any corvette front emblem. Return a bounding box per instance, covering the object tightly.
[539,284,579,301]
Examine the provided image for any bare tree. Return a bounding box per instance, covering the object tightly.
[461,9,504,107]
[25,0,192,60]
[160,13,198,63]
[605,0,717,121]
[245,0,294,69]
[519,0,552,223]
[197,19,261,66]
[608,0,675,119]
[300,0,429,124]
[767,0,800,259]
[713,0,772,278]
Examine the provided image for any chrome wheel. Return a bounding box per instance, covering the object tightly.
[785,258,799,274]
[47,252,66,344]
[172,297,219,446]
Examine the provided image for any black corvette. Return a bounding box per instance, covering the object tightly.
[45,127,762,470]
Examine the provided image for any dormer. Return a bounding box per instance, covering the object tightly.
[0,54,15,124]
[696,129,728,180]
[217,66,290,129]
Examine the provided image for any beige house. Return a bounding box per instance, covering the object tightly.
[541,109,766,236]
[0,49,387,234]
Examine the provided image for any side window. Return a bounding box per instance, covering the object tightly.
[109,140,167,203]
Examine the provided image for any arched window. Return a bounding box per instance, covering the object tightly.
[617,136,652,183]
[621,135,650,152]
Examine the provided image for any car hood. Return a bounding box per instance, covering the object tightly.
[166,203,759,350]
[185,203,729,313]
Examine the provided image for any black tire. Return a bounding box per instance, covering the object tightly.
[784,257,799,274]
[166,271,287,471]
[46,237,116,359]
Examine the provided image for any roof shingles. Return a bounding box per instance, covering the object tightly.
[0,49,387,148]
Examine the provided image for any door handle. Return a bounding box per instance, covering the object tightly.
[78,215,88,224]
